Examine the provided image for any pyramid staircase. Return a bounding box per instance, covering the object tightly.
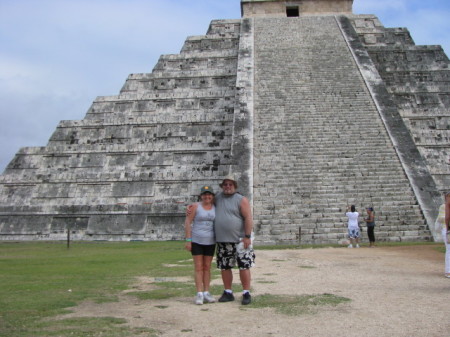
[251,16,431,244]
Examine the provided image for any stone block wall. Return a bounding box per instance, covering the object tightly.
[349,15,450,195]
[251,15,430,244]
[0,12,443,244]
[0,20,243,241]
[241,0,353,18]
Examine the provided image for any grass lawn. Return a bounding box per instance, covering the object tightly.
[0,241,192,337]
[0,240,443,336]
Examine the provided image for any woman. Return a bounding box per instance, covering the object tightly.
[184,186,216,304]
[444,192,450,278]
[364,207,376,247]
[345,205,360,248]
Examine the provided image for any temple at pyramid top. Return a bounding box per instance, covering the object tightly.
[241,0,353,17]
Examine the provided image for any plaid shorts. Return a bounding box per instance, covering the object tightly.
[216,242,255,270]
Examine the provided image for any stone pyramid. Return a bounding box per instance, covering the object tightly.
[0,0,447,244]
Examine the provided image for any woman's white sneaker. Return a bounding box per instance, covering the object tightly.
[195,292,204,305]
[203,292,215,303]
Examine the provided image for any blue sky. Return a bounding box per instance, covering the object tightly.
[0,0,449,172]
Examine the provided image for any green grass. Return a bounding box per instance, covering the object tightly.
[249,293,351,316]
[0,240,444,336]
[34,317,158,337]
[435,246,445,254]
[0,241,191,337]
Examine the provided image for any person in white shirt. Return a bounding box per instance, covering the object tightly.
[345,205,360,248]
[444,192,450,278]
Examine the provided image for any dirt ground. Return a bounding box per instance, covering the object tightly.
[59,245,450,337]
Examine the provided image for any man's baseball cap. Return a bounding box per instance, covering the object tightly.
[200,186,214,195]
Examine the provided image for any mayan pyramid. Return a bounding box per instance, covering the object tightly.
[0,0,447,244]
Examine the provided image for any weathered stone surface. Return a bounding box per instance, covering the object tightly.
[0,19,243,241]
[0,4,447,243]
[241,0,353,18]
[348,14,449,240]
[251,15,434,244]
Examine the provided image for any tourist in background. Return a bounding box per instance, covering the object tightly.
[363,207,376,247]
[184,186,216,304]
[346,205,360,248]
[444,192,450,278]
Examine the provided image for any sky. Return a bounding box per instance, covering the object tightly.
[0,0,449,172]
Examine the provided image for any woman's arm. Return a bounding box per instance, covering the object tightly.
[184,203,198,251]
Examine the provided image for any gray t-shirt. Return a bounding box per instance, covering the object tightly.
[214,192,244,243]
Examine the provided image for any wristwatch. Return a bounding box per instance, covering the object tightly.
[244,234,251,239]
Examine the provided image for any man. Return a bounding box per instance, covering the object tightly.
[213,174,255,305]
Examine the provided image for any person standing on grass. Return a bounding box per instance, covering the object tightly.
[214,174,255,305]
[444,191,450,278]
[186,174,255,305]
[184,186,216,305]
[363,207,376,247]
[346,205,360,248]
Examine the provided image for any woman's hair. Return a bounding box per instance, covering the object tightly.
[351,205,356,212]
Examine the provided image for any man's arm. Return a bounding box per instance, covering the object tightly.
[240,197,253,248]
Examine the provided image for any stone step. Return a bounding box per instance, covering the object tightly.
[121,75,237,94]
[251,16,429,244]
[206,20,241,37]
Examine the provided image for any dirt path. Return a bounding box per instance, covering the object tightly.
[60,245,450,336]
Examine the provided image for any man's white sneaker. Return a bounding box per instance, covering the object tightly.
[203,292,215,303]
[347,244,353,248]
[195,293,204,305]
[356,244,360,248]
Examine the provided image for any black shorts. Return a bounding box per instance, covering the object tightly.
[191,242,216,256]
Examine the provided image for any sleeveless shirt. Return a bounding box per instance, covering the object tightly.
[192,203,215,245]
[214,192,244,243]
